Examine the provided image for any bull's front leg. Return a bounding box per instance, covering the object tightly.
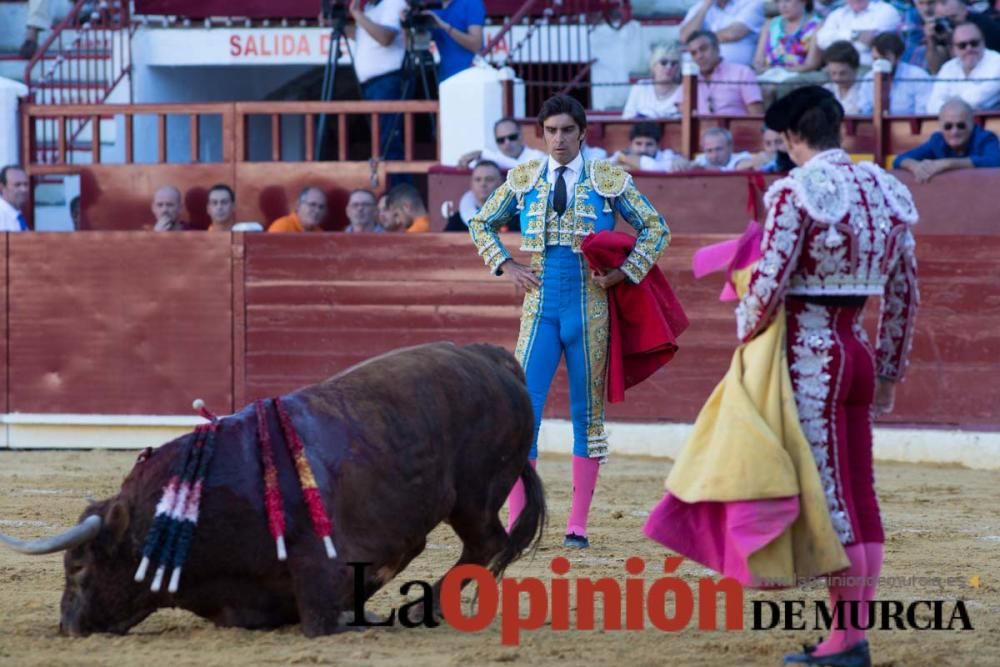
[287,554,353,637]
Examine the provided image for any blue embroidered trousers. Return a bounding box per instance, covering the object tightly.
[516,245,609,459]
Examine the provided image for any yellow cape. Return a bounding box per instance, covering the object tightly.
[666,267,849,583]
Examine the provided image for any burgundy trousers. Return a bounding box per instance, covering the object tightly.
[785,297,883,546]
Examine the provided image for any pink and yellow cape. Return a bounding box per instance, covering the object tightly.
[643,222,849,587]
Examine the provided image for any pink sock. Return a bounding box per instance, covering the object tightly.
[505,459,537,533]
[861,542,884,627]
[814,543,867,656]
[566,455,601,536]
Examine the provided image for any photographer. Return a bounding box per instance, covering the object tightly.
[926,0,1000,75]
[348,0,408,159]
[403,0,485,83]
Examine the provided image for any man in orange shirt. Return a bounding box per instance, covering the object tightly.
[268,187,328,232]
[384,183,430,233]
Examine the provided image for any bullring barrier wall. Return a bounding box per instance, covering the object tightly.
[0,231,997,468]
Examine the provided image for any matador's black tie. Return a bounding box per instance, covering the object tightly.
[553,166,568,216]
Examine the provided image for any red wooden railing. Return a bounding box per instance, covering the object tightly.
[21,100,440,175]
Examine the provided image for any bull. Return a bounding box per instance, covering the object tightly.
[0,342,545,637]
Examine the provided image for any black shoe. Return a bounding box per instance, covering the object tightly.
[783,640,870,666]
[563,533,589,549]
[19,38,38,60]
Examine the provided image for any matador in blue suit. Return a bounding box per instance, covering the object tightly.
[469,95,670,548]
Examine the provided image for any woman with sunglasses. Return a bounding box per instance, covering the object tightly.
[622,42,684,119]
[893,97,1000,182]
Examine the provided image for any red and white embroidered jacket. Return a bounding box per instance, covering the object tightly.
[736,149,919,380]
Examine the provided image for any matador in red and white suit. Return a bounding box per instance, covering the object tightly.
[738,144,919,664]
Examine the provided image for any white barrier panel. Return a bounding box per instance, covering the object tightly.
[0,77,28,167]
[438,62,524,166]
[1,414,998,471]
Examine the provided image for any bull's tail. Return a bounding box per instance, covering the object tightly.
[491,461,546,578]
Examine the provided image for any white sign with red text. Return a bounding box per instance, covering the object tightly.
[133,28,354,66]
[132,26,589,67]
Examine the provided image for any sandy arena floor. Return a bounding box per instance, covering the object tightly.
[0,450,997,667]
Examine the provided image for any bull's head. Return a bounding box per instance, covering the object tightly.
[0,498,158,636]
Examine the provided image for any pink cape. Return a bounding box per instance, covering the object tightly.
[644,219,803,588]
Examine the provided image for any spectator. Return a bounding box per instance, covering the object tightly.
[69,195,81,230]
[350,0,408,161]
[150,186,191,232]
[622,42,684,119]
[385,183,431,232]
[611,122,685,172]
[736,125,790,170]
[685,30,765,114]
[376,193,394,229]
[19,0,49,59]
[824,41,874,114]
[680,0,765,67]
[0,165,30,231]
[443,160,505,231]
[458,117,546,169]
[816,0,902,66]
[268,187,328,232]
[691,127,754,169]
[927,0,1000,75]
[871,32,933,113]
[344,189,383,233]
[894,98,1000,180]
[206,184,236,232]
[926,22,1000,112]
[753,0,824,103]
[426,0,485,82]
[901,0,936,69]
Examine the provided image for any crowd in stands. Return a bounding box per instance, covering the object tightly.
[623,0,1000,120]
[8,0,1000,231]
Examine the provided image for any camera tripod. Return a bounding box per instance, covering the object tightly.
[314,9,358,160]
[379,31,439,163]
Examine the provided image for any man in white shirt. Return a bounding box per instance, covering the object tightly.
[611,122,685,172]
[0,165,30,232]
[926,22,1000,113]
[690,127,753,170]
[458,117,546,169]
[679,0,765,67]
[350,0,408,159]
[816,0,902,66]
[871,31,933,113]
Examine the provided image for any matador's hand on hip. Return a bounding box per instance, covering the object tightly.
[501,259,541,291]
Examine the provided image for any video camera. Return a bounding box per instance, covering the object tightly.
[401,0,444,33]
[321,0,350,27]
[932,17,955,45]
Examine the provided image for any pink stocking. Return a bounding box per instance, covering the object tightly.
[566,455,601,537]
[505,459,537,533]
[814,543,867,656]
[861,542,884,627]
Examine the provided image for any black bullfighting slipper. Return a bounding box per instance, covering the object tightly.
[563,533,589,549]
[782,639,870,666]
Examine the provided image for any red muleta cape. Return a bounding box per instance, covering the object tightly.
[581,231,689,403]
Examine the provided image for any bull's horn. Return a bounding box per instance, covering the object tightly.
[0,515,102,555]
